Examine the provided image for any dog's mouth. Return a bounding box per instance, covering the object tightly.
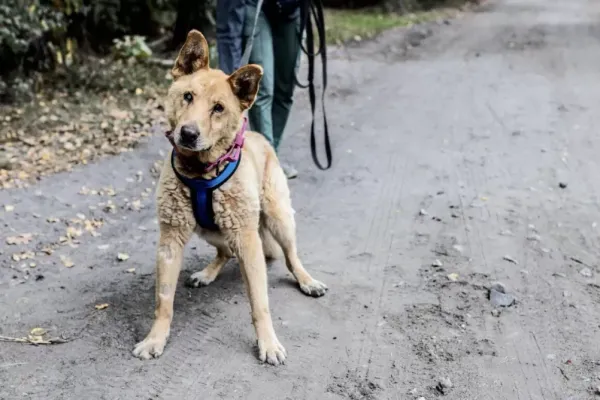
[165,128,213,153]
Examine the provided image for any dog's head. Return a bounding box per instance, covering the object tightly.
[166,30,263,155]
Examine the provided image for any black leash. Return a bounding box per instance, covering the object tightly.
[296,0,332,170]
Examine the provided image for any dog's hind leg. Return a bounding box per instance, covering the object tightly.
[260,221,283,261]
[262,169,328,297]
[186,247,231,287]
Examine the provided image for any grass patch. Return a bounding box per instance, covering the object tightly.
[325,8,449,44]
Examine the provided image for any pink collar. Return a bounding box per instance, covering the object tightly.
[166,118,247,174]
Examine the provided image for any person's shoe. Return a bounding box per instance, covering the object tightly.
[280,162,298,179]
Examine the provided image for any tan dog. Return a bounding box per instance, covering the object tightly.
[132,30,327,365]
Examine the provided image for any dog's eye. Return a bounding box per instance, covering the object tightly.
[183,92,193,103]
[213,103,224,113]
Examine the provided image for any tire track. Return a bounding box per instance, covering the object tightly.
[131,313,216,400]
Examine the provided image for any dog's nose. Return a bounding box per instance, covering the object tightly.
[180,124,199,142]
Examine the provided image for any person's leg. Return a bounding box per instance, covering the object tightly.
[271,14,301,151]
[243,5,275,146]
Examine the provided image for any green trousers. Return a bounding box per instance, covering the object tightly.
[243,6,301,151]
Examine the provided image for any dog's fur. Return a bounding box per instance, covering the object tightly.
[132,30,327,365]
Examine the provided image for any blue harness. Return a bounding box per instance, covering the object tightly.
[170,150,241,231]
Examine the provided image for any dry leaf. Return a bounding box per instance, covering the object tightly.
[12,251,35,261]
[60,255,74,268]
[42,246,54,255]
[129,199,142,211]
[95,303,109,310]
[30,327,46,336]
[66,226,83,239]
[6,233,33,245]
[117,253,129,261]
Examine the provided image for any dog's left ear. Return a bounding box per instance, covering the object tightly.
[228,64,264,110]
[172,30,209,79]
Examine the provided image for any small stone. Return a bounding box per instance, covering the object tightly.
[499,229,514,236]
[447,273,459,282]
[419,209,429,216]
[593,385,600,395]
[580,268,593,278]
[527,234,541,241]
[491,309,501,317]
[117,253,130,261]
[490,288,515,307]
[490,282,506,293]
[436,377,453,394]
[558,182,568,189]
[432,259,443,268]
[452,244,464,254]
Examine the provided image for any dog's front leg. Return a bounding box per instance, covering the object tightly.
[133,224,192,360]
[232,229,286,365]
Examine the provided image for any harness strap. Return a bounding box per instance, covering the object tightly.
[170,150,242,231]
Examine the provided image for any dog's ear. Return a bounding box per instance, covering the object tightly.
[228,64,263,110]
[172,30,210,79]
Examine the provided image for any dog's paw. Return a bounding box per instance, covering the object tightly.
[132,336,167,360]
[299,279,328,297]
[186,269,215,288]
[257,336,287,366]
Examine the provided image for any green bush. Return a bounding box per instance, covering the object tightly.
[0,1,67,100]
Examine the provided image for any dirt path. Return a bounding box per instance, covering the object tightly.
[2,0,600,399]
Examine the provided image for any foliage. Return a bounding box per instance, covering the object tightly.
[0,0,67,100]
[112,35,153,61]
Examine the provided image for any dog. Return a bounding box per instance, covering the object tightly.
[132,30,328,365]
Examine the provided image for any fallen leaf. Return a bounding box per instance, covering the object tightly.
[60,255,74,268]
[95,303,109,310]
[6,233,33,245]
[12,251,35,261]
[117,253,129,261]
[30,327,46,336]
[41,246,54,255]
[129,199,142,211]
[503,255,518,265]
